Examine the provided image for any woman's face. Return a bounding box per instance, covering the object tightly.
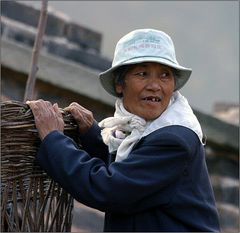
[116,62,175,121]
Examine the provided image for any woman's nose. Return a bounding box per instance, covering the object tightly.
[146,75,161,91]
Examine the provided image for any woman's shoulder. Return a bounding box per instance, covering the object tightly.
[142,125,201,153]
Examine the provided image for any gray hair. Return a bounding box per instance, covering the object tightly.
[114,66,129,97]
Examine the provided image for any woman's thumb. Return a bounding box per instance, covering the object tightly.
[53,103,62,117]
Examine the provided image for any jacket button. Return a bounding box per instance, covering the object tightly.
[183,169,188,176]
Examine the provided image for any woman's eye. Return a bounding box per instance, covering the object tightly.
[160,72,170,79]
[161,72,167,77]
[134,71,147,77]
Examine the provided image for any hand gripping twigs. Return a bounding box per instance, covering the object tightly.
[1,100,79,232]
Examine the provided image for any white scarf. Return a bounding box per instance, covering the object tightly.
[98,91,203,162]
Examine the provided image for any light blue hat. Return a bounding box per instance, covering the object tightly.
[99,28,192,97]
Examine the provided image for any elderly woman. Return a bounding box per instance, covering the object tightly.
[27,29,220,232]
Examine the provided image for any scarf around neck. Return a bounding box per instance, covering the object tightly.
[98,91,203,162]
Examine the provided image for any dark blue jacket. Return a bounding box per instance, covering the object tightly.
[37,122,220,232]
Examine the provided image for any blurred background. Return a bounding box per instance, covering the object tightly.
[20,0,239,115]
[1,1,239,232]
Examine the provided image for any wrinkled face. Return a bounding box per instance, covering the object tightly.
[116,62,175,121]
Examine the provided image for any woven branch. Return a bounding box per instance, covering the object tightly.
[1,100,80,232]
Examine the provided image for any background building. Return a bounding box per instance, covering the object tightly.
[213,102,239,126]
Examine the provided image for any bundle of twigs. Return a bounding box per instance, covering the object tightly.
[1,100,80,232]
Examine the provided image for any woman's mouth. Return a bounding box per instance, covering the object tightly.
[142,96,162,102]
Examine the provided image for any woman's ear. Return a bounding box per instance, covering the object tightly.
[115,84,123,95]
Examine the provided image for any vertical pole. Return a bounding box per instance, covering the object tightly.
[24,0,48,102]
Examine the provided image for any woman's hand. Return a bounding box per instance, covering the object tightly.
[26,100,64,140]
[64,102,94,134]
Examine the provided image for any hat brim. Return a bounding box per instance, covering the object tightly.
[99,57,192,97]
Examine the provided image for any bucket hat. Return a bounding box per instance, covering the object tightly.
[99,28,192,97]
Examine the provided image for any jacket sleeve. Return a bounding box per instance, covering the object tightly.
[36,126,198,214]
[78,121,109,162]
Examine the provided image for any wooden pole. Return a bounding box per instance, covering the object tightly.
[24,0,48,102]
